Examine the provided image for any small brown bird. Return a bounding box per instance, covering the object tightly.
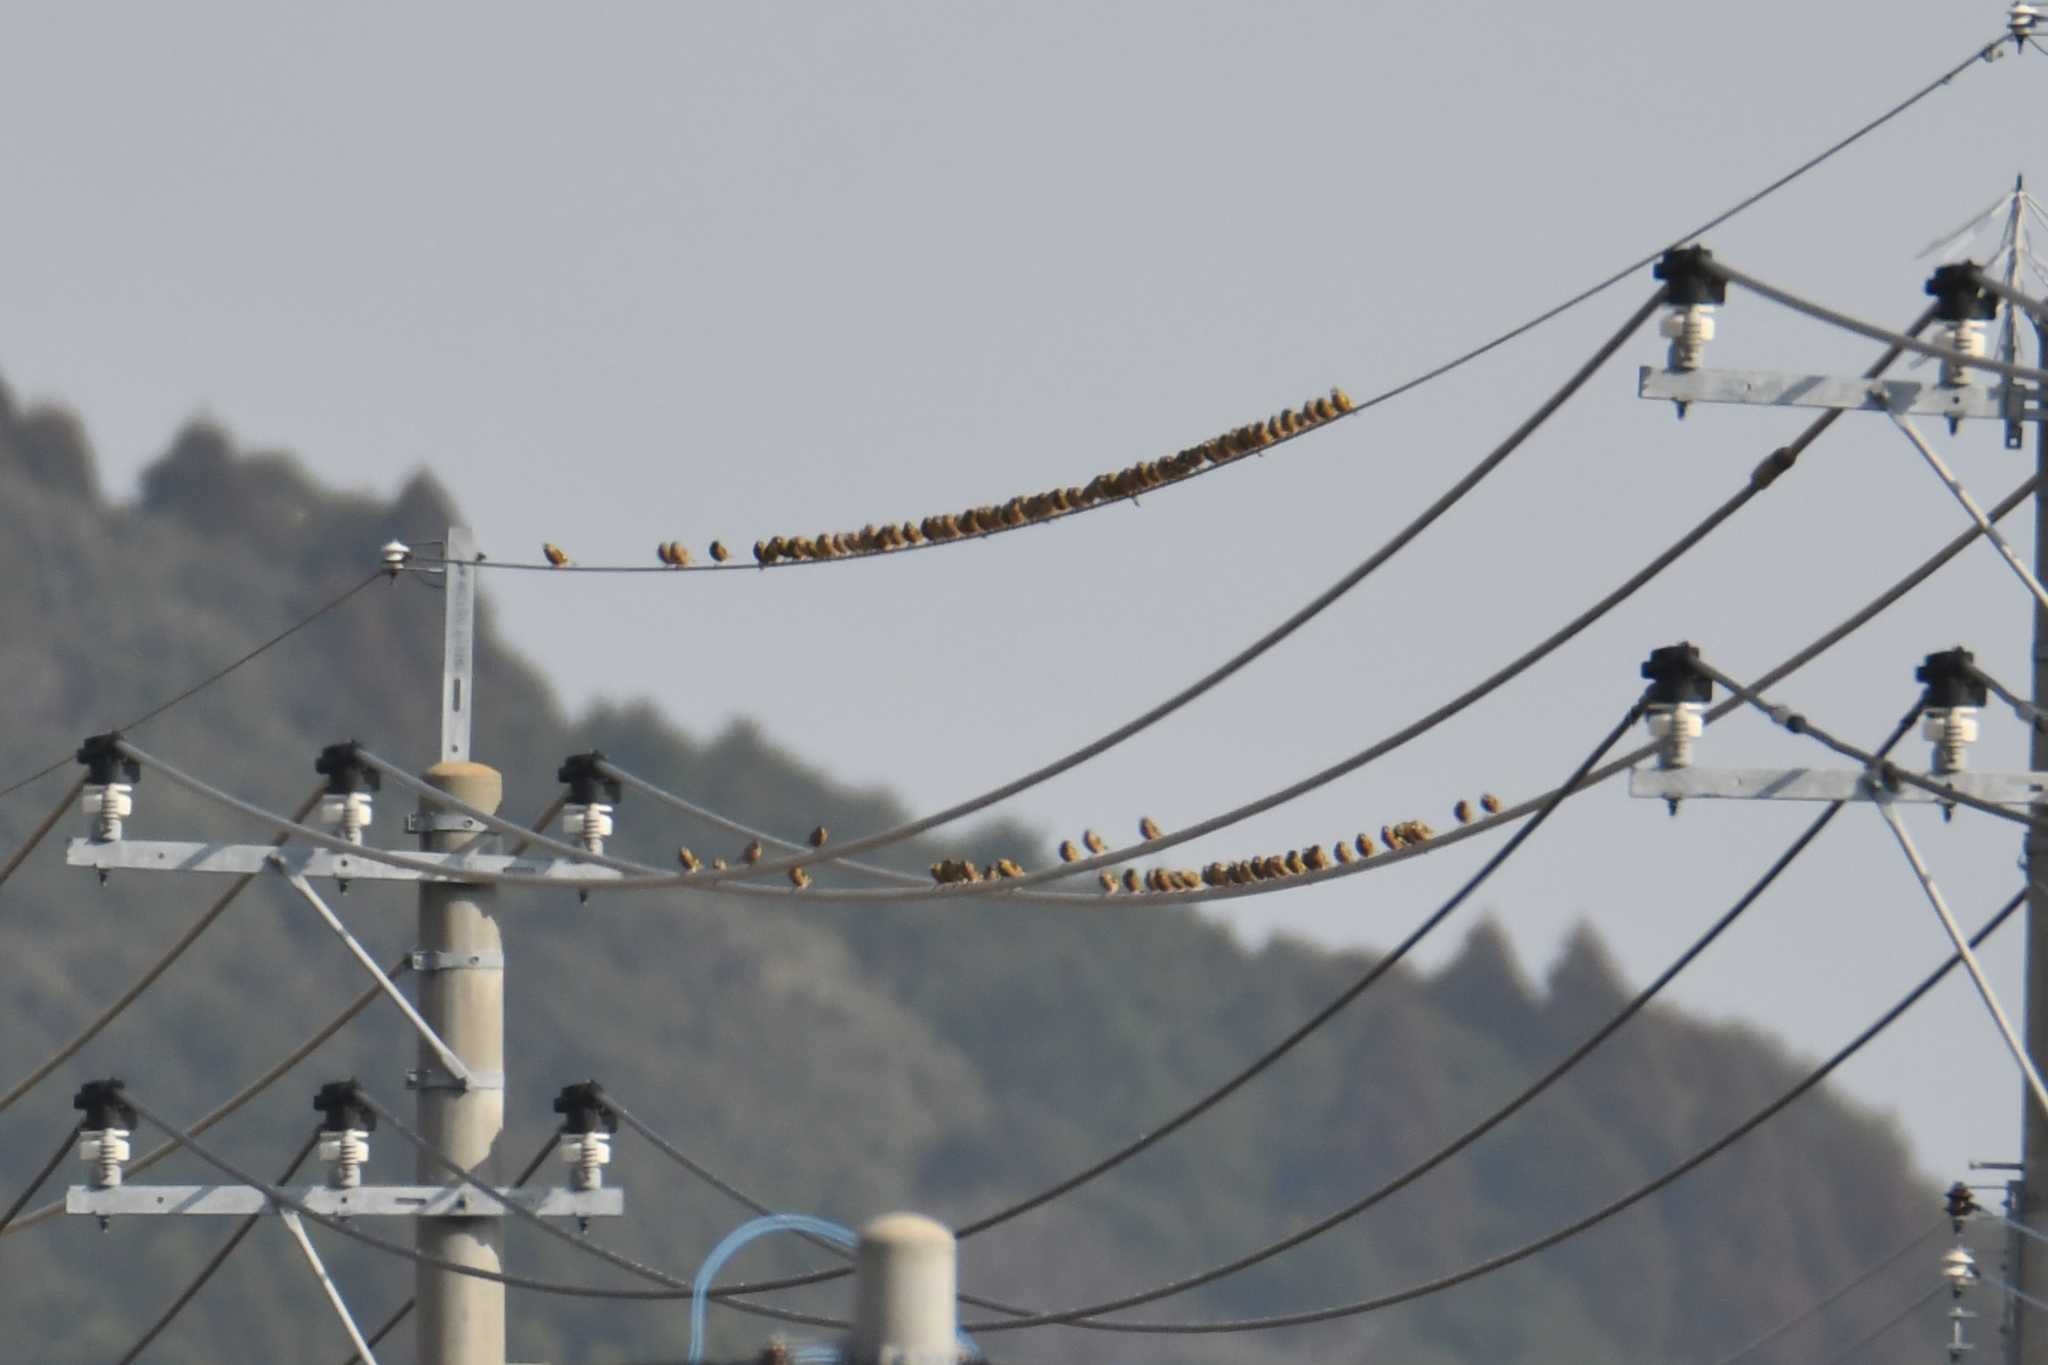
[1059,839,1081,863]
[711,857,730,871]
[1381,824,1400,850]
[1123,868,1143,894]
[741,840,763,865]
[930,860,951,885]
[1139,816,1162,841]
[543,542,570,567]
[1331,386,1355,413]
[788,866,812,890]
[994,858,1025,879]
[1333,841,1355,865]
[754,540,773,565]
[677,847,702,872]
[1146,868,1167,893]
[1480,792,1502,814]
[1099,871,1119,894]
[1084,829,1107,854]
[1354,833,1375,858]
[1304,844,1330,871]
[1284,849,1307,876]
[809,825,829,848]
[710,541,731,562]
[1454,799,1474,825]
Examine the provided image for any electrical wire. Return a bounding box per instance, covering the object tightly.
[1810,1286,1945,1365]
[1697,1220,1945,1365]
[0,571,383,803]
[1970,266,2048,327]
[1983,1273,2048,1316]
[113,1128,321,1365]
[0,788,325,1120]
[1710,261,2048,388]
[123,1092,849,1319]
[0,777,85,895]
[936,703,1922,1331]
[964,885,2029,1334]
[1963,660,2048,734]
[422,34,2000,578]
[0,961,399,1240]
[335,1131,558,1365]
[0,1121,83,1237]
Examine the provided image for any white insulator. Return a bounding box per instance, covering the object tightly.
[319,1129,371,1188]
[558,1130,611,1191]
[1940,319,1987,388]
[79,1129,131,1188]
[81,783,134,842]
[853,1213,958,1365]
[1944,1245,1979,1286]
[1646,703,1705,770]
[318,791,375,845]
[1658,305,1715,371]
[380,539,412,575]
[1923,708,1980,774]
[2012,1,2041,39]
[562,803,614,855]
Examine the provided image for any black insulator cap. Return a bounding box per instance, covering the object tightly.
[315,741,380,796]
[1945,1180,1980,1220]
[1654,246,1728,307]
[556,752,621,807]
[1641,643,1713,706]
[553,1080,618,1135]
[1926,263,1997,322]
[72,1078,136,1131]
[1917,647,1989,710]
[75,734,140,787]
[312,1079,376,1133]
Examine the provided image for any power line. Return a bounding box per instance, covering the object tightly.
[964,885,2028,1334]
[0,776,85,894]
[935,703,1922,1330]
[1697,1221,1944,1365]
[1811,1286,1945,1365]
[113,1128,321,1365]
[0,1120,82,1237]
[0,788,325,1120]
[0,570,383,803]
[425,34,2000,579]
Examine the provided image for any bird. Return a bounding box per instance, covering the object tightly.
[1084,829,1107,854]
[1284,849,1306,876]
[1331,386,1355,413]
[1454,799,1474,825]
[1099,871,1119,894]
[677,848,702,872]
[754,540,773,565]
[809,825,829,848]
[1304,844,1330,871]
[788,867,812,890]
[1139,816,1162,841]
[1480,792,1502,814]
[1333,841,1354,864]
[542,542,570,567]
[1354,833,1375,858]
[711,857,729,871]
[741,839,764,865]
[1381,824,1400,850]
[711,541,731,562]
[1058,839,1081,862]
[994,858,1025,879]
[1123,868,1143,894]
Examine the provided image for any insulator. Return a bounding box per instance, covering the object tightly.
[1923,707,1980,774]
[562,803,614,855]
[318,791,375,845]
[557,1130,611,1191]
[79,1128,131,1189]
[1940,319,1988,389]
[1944,1245,1979,1286]
[1645,703,1705,770]
[81,783,134,843]
[319,1129,371,1188]
[379,540,412,576]
[2012,1,2041,41]
[1658,305,1716,371]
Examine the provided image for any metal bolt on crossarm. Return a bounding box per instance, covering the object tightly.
[1918,648,1989,776]
[76,734,140,845]
[553,1081,617,1194]
[1654,245,1728,382]
[315,1080,376,1190]
[73,1078,137,1192]
[556,752,620,858]
[316,742,381,847]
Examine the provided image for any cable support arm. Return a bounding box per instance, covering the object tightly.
[1886,410,2048,617]
[963,884,2029,1333]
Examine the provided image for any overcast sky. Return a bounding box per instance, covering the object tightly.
[5,2,2047,1193]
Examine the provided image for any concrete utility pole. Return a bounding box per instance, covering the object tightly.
[415,523,507,1365]
[2018,233,2048,1365]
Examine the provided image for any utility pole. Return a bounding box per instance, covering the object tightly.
[2018,215,2048,1365]
[414,524,507,1365]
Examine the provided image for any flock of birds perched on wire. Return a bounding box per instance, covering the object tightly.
[534,387,1356,573]
[668,795,1503,897]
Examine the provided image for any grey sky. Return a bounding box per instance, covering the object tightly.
[4,1,2044,1188]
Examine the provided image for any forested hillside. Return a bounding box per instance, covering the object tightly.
[0,380,1952,1365]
